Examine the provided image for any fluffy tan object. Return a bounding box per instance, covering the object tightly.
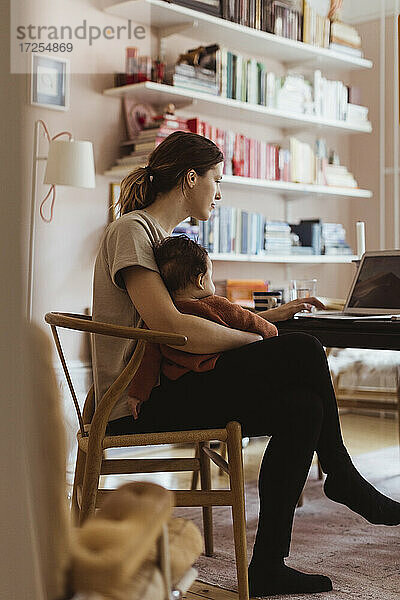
[148,517,203,583]
[71,482,203,599]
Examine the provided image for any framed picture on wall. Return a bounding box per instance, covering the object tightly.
[31,54,70,111]
[110,183,121,220]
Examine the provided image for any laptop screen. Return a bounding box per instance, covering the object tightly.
[347,255,400,310]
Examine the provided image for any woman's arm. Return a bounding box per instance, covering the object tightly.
[122,266,262,353]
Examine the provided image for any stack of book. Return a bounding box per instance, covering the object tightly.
[329,21,363,58]
[322,223,353,255]
[324,164,357,188]
[264,221,292,255]
[313,70,348,121]
[303,0,330,48]
[290,220,353,255]
[169,63,219,95]
[106,113,191,176]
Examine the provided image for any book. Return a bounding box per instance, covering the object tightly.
[303,0,330,48]
[164,0,222,17]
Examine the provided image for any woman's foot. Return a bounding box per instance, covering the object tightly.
[248,559,332,597]
[324,461,400,525]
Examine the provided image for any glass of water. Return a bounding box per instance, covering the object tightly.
[290,279,317,311]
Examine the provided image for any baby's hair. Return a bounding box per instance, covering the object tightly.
[153,235,209,294]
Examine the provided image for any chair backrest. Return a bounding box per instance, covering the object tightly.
[45,312,187,439]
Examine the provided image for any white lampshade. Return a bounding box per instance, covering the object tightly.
[44,139,95,188]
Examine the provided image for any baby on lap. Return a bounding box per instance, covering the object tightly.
[128,235,277,418]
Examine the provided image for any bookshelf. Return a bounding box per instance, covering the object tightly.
[209,254,358,264]
[103,2,373,267]
[103,81,372,134]
[104,0,373,72]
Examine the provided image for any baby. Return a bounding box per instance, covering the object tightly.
[128,235,277,418]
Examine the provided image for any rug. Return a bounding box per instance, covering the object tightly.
[175,446,400,599]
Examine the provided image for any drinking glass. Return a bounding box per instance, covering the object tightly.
[290,279,317,311]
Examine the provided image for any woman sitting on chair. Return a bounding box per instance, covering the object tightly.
[92,131,400,598]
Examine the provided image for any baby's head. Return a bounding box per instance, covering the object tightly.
[153,235,215,300]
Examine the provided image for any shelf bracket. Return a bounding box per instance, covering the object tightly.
[157,20,199,61]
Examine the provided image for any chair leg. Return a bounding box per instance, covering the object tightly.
[71,447,86,526]
[226,422,249,600]
[191,443,200,490]
[79,441,103,525]
[199,441,213,556]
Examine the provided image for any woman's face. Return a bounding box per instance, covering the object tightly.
[185,162,223,221]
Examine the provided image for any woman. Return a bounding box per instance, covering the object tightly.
[92,131,400,597]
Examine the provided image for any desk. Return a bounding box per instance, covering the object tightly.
[277,317,400,351]
[277,317,400,442]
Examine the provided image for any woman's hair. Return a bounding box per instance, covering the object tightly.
[152,235,209,294]
[116,131,224,216]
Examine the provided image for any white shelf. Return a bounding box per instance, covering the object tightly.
[221,176,372,199]
[104,82,372,134]
[104,167,372,200]
[209,253,359,264]
[104,0,373,72]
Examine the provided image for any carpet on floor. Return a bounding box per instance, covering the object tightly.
[175,446,400,599]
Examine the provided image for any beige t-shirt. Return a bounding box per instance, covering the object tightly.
[91,209,169,422]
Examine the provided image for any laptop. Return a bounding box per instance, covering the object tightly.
[296,250,400,320]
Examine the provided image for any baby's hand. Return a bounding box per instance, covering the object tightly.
[128,396,142,419]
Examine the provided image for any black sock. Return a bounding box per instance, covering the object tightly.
[248,558,332,597]
[324,460,400,526]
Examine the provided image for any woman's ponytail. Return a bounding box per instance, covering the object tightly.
[113,131,224,217]
[116,166,156,216]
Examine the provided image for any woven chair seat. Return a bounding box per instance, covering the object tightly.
[77,426,229,452]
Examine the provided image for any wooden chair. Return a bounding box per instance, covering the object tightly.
[45,312,249,600]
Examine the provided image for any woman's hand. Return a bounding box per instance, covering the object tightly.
[260,297,326,323]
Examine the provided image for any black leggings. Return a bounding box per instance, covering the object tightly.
[107,332,350,560]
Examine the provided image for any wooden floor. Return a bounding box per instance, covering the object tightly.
[102,412,399,600]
